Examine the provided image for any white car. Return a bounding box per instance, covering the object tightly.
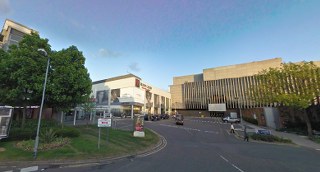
[222,116,240,123]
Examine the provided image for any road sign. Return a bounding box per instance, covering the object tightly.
[98,118,112,127]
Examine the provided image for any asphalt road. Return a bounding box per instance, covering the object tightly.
[37,117,320,172]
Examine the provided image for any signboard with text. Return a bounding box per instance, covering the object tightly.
[98,118,112,127]
[208,103,226,112]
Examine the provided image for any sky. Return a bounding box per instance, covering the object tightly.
[1,0,320,91]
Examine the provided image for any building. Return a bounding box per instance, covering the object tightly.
[0,19,37,51]
[170,58,320,129]
[91,74,171,118]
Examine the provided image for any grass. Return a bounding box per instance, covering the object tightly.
[0,125,159,161]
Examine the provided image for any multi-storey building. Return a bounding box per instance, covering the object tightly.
[0,19,37,51]
[91,74,171,118]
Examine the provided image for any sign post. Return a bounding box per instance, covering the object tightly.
[97,118,112,149]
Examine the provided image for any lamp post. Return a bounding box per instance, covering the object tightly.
[33,48,49,159]
[235,97,243,125]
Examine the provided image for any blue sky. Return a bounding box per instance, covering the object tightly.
[1,0,320,91]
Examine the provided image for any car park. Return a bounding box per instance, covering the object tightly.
[160,114,169,119]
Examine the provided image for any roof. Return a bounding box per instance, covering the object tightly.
[92,73,142,85]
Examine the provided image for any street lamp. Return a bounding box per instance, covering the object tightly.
[235,97,243,125]
[33,48,49,159]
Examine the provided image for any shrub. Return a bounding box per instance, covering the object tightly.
[7,128,35,141]
[40,128,57,143]
[251,133,292,143]
[55,127,80,138]
[242,116,258,125]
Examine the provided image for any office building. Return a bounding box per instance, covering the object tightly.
[0,19,37,51]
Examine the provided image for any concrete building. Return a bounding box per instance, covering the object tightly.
[170,58,320,129]
[91,74,171,118]
[0,19,37,51]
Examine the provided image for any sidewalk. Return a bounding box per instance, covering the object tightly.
[235,121,320,150]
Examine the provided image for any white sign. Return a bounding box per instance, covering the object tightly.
[98,118,112,127]
[208,104,226,112]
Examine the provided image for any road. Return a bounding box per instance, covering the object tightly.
[34,117,320,171]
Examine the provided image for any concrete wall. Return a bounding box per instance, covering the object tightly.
[203,58,282,81]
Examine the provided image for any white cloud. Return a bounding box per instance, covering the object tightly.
[0,0,11,15]
[98,48,121,58]
[128,62,140,72]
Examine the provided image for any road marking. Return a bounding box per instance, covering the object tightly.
[21,166,38,172]
[219,155,245,172]
[220,155,229,162]
[231,164,245,172]
[316,149,320,151]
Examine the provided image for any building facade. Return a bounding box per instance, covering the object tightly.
[0,19,37,51]
[91,74,171,118]
[170,58,320,128]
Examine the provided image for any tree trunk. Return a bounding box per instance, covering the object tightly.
[60,111,64,129]
[304,109,313,138]
[21,105,27,129]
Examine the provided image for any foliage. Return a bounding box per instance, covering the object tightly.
[6,128,35,141]
[0,33,92,128]
[55,127,80,138]
[251,62,320,137]
[242,116,258,125]
[253,62,320,109]
[11,119,59,130]
[251,134,292,143]
[40,128,57,143]
[47,46,92,111]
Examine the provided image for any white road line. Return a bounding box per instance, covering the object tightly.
[231,164,245,172]
[219,155,245,172]
[316,149,320,151]
[220,155,229,162]
[20,166,38,172]
[4,171,13,172]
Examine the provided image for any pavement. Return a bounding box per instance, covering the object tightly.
[233,120,320,150]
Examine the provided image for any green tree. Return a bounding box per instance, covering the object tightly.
[253,62,320,137]
[0,33,92,128]
[47,46,92,111]
[0,33,51,128]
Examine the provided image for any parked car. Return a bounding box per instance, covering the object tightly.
[144,114,149,121]
[151,114,160,121]
[222,116,240,123]
[160,114,169,119]
[175,114,184,125]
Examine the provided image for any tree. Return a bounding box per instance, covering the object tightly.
[253,62,320,137]
[0,33,51,128]
[0,33,92,128]
[46,45,92,114]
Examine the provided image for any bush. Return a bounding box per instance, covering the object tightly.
[7,128,35,141]
[251,133,292,143]
[40,128,57,143]
[243,116,258,125]
[55,127,80,138]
